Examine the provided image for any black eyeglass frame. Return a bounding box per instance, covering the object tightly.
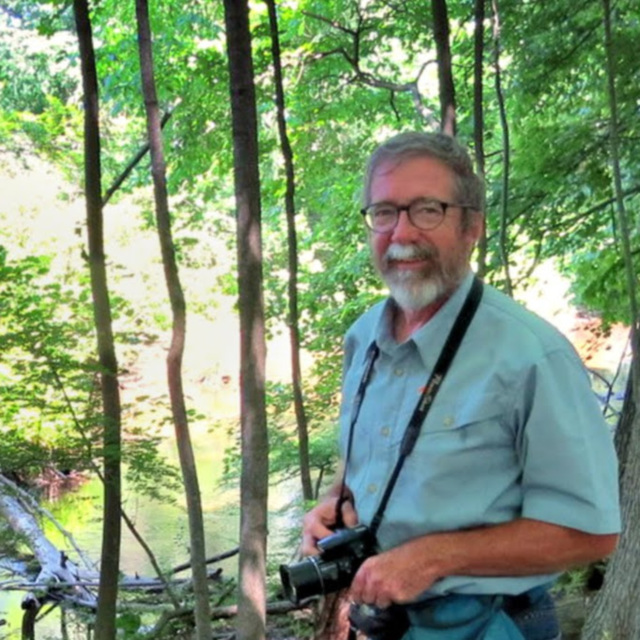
[360,197,474,233]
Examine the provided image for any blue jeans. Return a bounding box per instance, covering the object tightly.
[402,587,561,640]
[504,588,561,640]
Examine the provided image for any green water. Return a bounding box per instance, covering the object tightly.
[0,430,302,639]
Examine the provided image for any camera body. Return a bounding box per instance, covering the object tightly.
[280,524,376,604]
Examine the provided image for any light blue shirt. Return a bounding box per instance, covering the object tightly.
[340,272,621,597]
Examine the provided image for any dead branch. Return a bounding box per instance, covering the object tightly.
[171,547,239,575]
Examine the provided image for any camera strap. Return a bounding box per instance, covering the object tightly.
[340,276,484,537]
[336,340,381,527]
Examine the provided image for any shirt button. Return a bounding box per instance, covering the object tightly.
[367,483,378,494]
[380,426,391,437]
[443,416,454,427]
[394,368,404,377]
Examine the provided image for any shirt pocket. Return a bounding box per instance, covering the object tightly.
[408,393,512,454]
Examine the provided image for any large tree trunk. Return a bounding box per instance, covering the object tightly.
[430,0,457,136]
[582,1,639,635]
[223,2,269,640]
[264,0,313,503]
[72,1,122,637]
[582,378,640,638]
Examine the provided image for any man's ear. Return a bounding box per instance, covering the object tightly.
[466,209,485,244]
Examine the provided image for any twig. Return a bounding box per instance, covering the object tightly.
[171,547,239,575]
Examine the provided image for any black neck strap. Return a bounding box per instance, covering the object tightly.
[339,276,484,536]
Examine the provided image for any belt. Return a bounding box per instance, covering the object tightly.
[503,585,550,617]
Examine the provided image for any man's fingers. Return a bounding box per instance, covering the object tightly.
[301,533,318,557]
[340,500,358,527]
[301,520,334,556]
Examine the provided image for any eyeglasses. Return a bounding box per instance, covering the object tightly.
[360,198,471,233]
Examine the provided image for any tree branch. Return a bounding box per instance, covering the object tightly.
[101,109,174,207]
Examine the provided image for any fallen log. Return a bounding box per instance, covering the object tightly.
[0,474,98,609]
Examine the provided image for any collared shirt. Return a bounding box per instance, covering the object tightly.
[340,272,621,596]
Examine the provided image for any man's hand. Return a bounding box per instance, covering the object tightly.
[301,497,358,556]
[349,541,440,609]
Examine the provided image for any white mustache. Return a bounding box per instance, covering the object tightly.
[384,243,437,262]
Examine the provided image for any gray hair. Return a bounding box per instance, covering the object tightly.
[363,132,486,217]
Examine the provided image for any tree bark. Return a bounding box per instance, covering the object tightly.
[581,394,640,639]
[473,0,488,278]
[134,2,212,638]
[223,2,269,640]
[72,1,122,637]
[430,0,457,136]
[491,0,513,296]
[264,0,313,503]
[582,2,640,635]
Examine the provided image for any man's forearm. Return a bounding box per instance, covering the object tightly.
[405,517,618,579]
[350,518,618,608]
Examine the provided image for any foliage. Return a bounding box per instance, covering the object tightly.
[1,0,639,632]
[0,246,97,476]
[0,243,181,502]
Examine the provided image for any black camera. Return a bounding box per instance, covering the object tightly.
[279,524,376,604]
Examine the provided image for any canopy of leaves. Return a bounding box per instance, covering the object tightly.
[1,0,637,497]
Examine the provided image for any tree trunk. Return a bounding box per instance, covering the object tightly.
[491,0,513,296]
[581,384,640,639]
[223,2,269,640]
[430,0,456,136]
[134,2,212,638]
[72,1,122,637]
[473,0,488,278]
[582,2,640,635]
[264,0,313,503]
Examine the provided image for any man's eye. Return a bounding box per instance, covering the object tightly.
[373,207,396,218]
[412,202,442,215]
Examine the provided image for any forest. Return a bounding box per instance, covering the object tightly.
[0,0,638,639]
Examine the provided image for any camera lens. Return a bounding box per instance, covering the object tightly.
[280,556,328,603]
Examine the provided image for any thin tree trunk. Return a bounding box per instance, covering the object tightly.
[223,2,269,640]
[582,2,640,635]
[491,0,513,296]
[134,2,212,638]
[473,0,488,278]
[430,0,456,136]
[72,1,122,637]
[264,0,313,503]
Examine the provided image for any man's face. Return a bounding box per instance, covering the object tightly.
[368,155,482,312]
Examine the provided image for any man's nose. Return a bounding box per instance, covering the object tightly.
[391,209,422,243]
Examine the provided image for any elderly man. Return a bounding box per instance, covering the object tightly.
[301,132,620,640]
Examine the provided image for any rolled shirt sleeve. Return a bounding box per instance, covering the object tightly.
[515,348,620,534]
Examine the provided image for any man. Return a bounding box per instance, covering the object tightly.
[302,132,620,639]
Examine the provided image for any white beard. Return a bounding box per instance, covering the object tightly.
[387,276,444,312]
[381,243,462,312]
